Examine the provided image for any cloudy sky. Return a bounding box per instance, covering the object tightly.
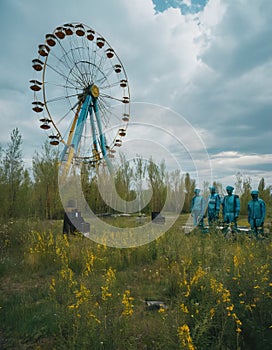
[0,0,271,191]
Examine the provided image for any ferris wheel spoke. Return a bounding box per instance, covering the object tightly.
[100,93,126,103]
[48,47,83,85]
[57,48,93,89]
[100,81,121,91]
[73,57,91,83]
[94,74,109,88]
[66,61,89,87]
[45,92,80,104]
[54,37,87,81]
[45,82,79,91]
[56,105,79,125]
[49,47,74,72]
[45,63,81,88]
[97,103,110,127]
[95,68,121,88]
[86,46,94,76]
[89,47,98,79]
[99,104,123,131]
[98,96,111,112]
[66,60,86,86]
[77,59,91,85]
[93,55,107,82]
[99,66,118,84]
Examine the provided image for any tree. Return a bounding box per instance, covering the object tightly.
[80,162,93,206]
[258,178,271,213]
[115,153,134,213]
[183,173,195,213]
[240,177,252,215]
[32,142,62,219]
[202,180,210,198]
[147,158,167,212]
[234,172,243,196]
[166,169,184,213]
[18,169,33,218]
[212,181,223,196]
[133,155,147,214]
[1,128,24,218]
[258,178,265,193]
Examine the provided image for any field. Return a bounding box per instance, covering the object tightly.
[1,215,272,349]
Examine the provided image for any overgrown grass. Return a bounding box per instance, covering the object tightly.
[0,216,272,349]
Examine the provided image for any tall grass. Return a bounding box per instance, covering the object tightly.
[0,216,272,349]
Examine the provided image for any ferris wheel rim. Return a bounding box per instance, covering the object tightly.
[31,22,130,165]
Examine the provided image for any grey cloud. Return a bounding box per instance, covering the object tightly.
[0,0,271,187]
[201,1,272,77]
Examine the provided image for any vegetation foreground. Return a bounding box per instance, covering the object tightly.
[0,216,272,350]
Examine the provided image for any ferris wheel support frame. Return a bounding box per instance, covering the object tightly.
[60,88,113,175]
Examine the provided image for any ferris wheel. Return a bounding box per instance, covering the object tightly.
[30,22,130,174]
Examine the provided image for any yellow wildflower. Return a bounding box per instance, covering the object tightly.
[233,255,239,268]
[181,303,189,313]
[101,286,112,301]
[87,311,101,324]
[84,252,96,276]
[50,278,56,293]
[177,324,195,350]
[226,304,234,311]
[190,266,206,285]
[158,305,166,313]
[121,290,134,316]
[210,308,215,319]
[185,284,191,297]
[105,267,116,283]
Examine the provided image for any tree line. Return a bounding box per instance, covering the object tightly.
[0,128,271,220]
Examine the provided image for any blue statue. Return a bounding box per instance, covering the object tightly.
[222,185,240,230]
[191,188,205,227]
[248,190,266,235]
[207,186,221,225]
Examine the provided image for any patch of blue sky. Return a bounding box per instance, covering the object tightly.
[152,0,209,14]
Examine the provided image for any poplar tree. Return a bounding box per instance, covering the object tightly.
[240,177,252,215]
[147,158,166,212]
[1,128,24,218]
[184,173,195,213]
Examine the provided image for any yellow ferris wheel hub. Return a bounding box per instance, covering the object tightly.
[91,84,99,98]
